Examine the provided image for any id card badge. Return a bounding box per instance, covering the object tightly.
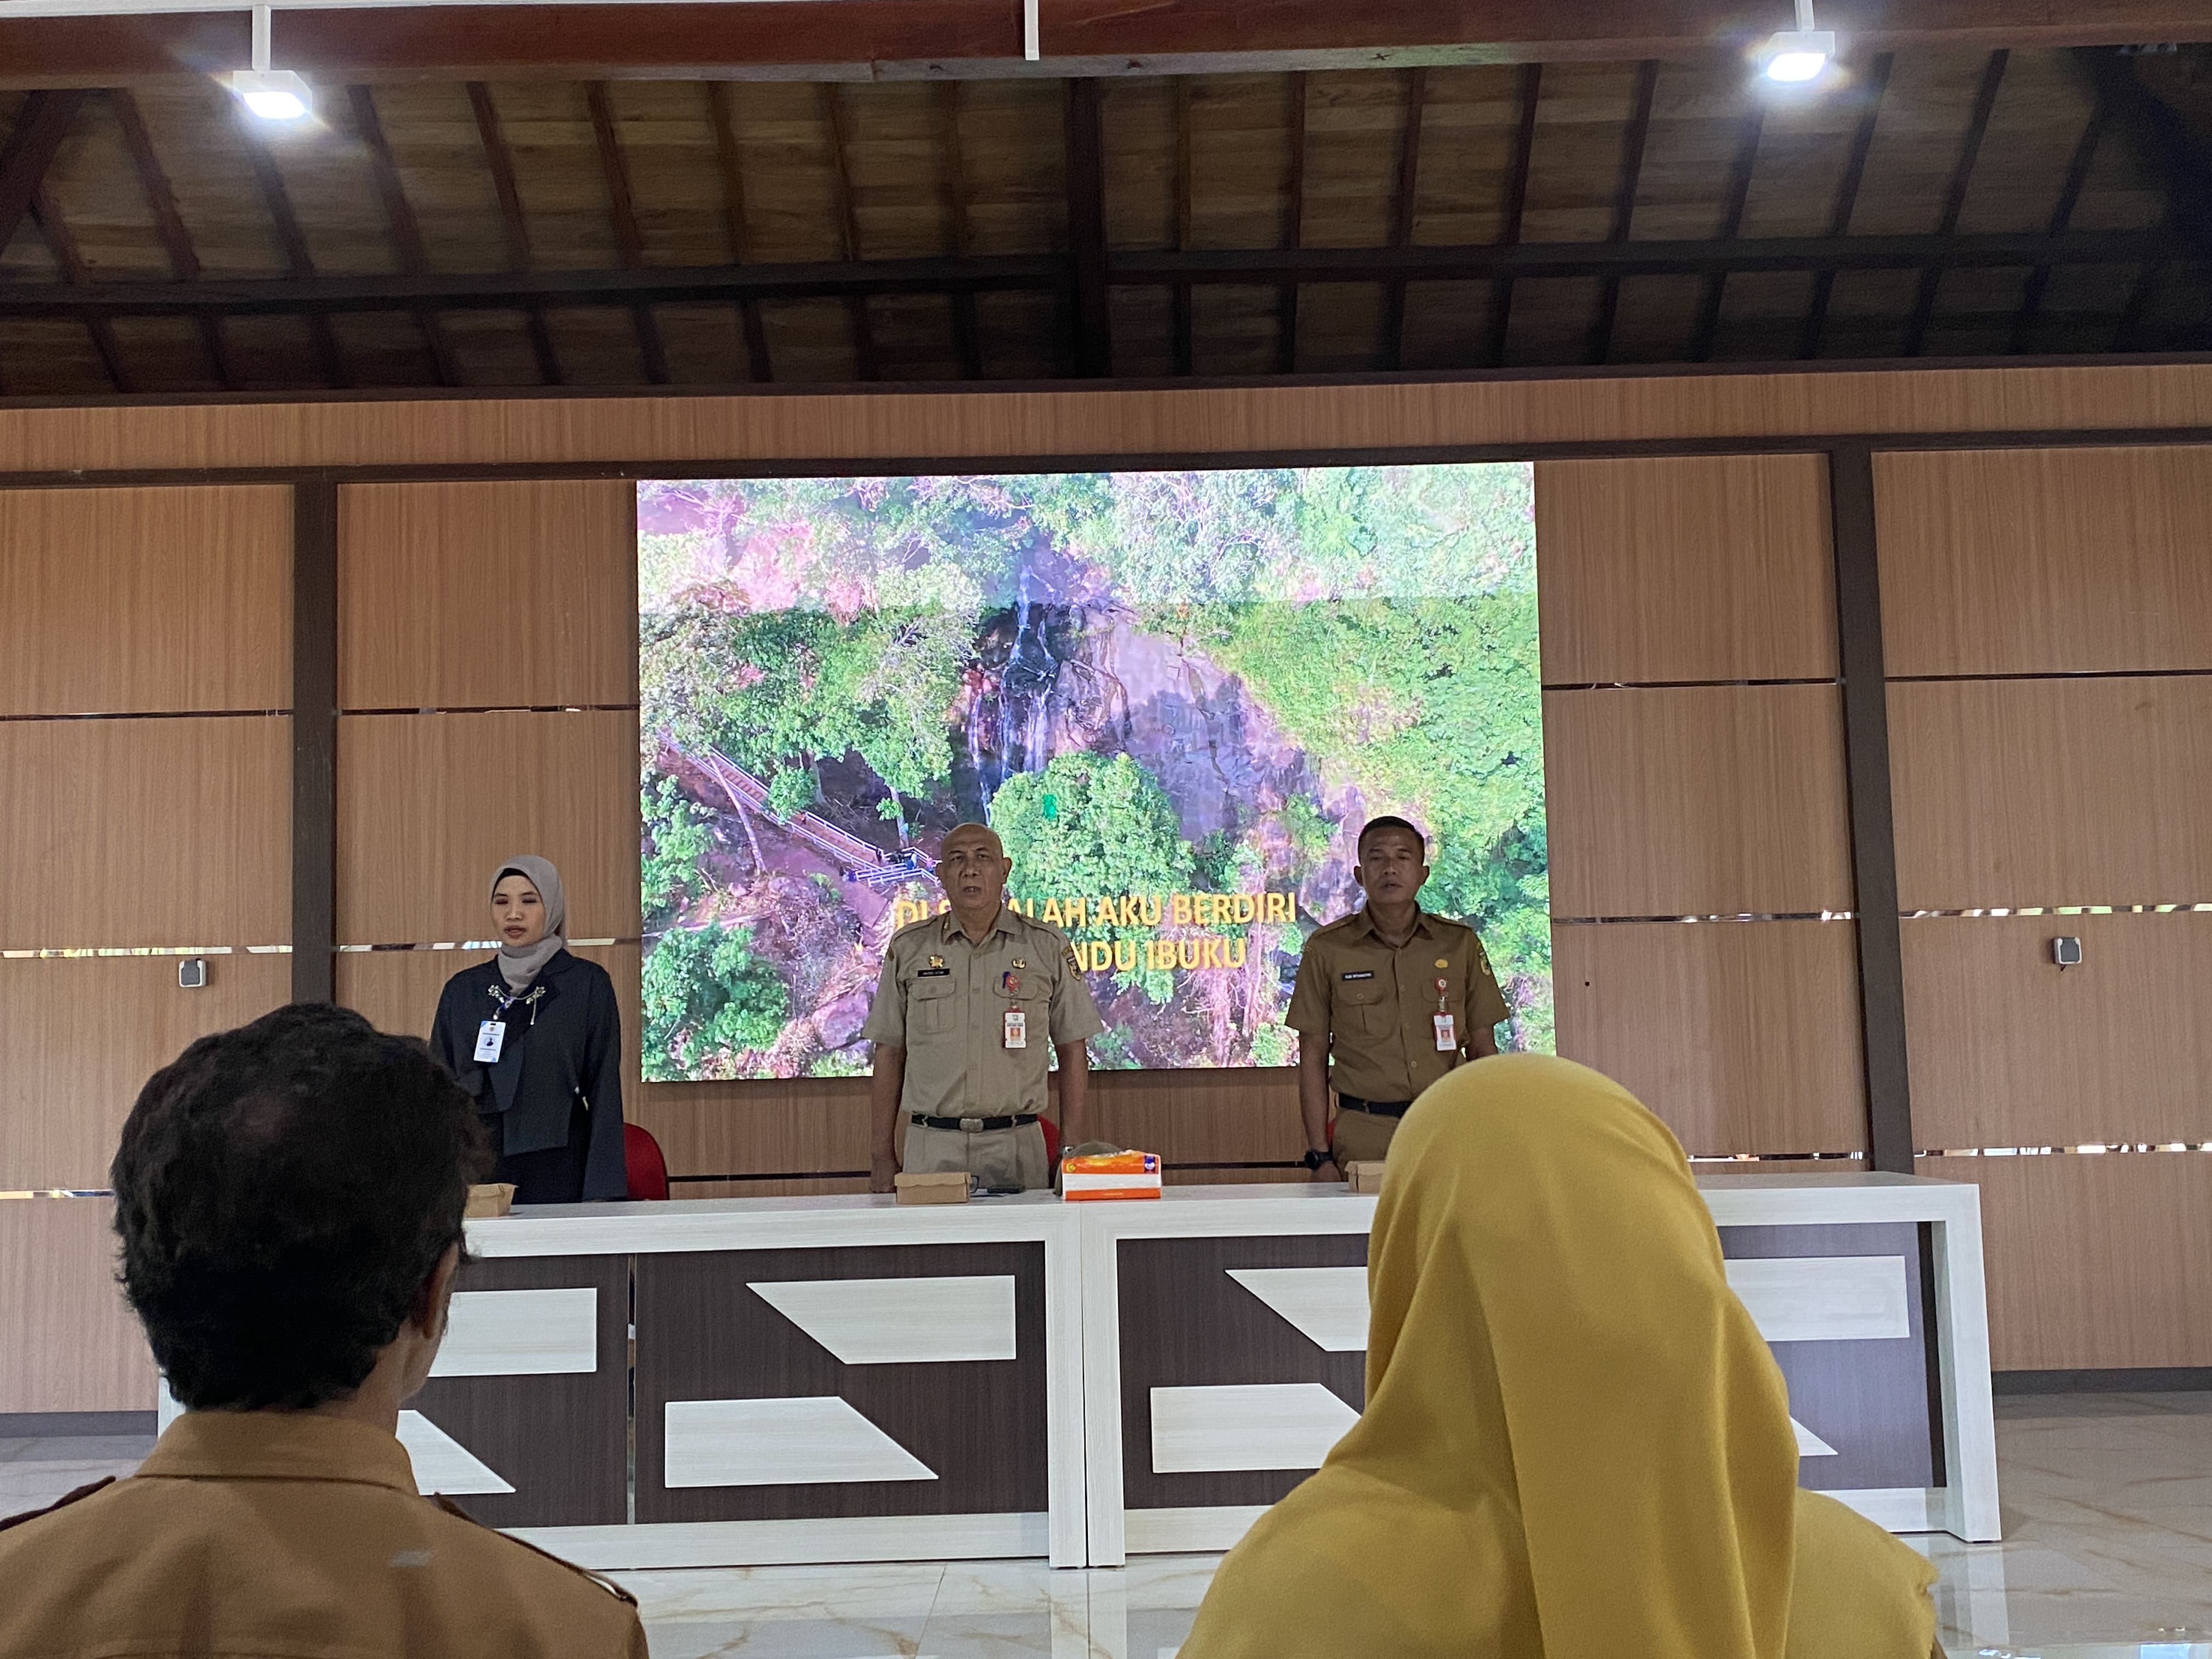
[475,1020,507,1063]
[1003,1008,1028,1050]
[1432,1013,1457,1052]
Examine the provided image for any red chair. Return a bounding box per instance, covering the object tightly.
[624,1122,670,1201]
[1040,1116,1062,1166]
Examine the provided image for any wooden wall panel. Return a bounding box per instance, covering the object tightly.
[338,481,639,711]
[1534,454,1836,685]
[1889,677,2212,911]
[1554,919,1866,1156]
[0,954,292,1191]
[7,362,2212,476]
[1877,446,2212,678]
[0,1198,153,1413]
[335,710,641,945]
[1903,912,2212,1148]
[0,716,291,949]
[1544,684,1853,918]
[0,486,291,718]
[1920,1153,2212,1371]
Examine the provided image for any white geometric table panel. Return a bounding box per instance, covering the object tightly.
[1724,1256,1912,1345]
[397,1409,516,1495]
[1226,1266,1370,1352]
[749,1275,1017,1365]
[1150,1383,1360,1475]
[429,1286,599,1378]
[665,1397,940,1488]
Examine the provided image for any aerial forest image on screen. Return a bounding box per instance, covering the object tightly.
[639,465,1549,1081]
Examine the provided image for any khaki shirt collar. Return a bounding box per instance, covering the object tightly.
[939,905,1018,947]
[137,1409,421,1496]
[1346,906,1436,945]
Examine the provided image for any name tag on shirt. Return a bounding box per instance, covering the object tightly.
[917,967,951,978]
[1433,1013,1457,1051]
[1004,1009,1028,1049]
[475,1020,507,1063]
[1341,970,1375,981]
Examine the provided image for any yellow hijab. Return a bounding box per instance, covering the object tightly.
[1178,1054,1936,1659]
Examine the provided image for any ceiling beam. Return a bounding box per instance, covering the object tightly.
[2009,87,2108,354]
[109,86,231,388]
[238,119,348,386]
[586,81,672,384]
[821,82,879,381]
[1171,75,1194,377]
[466,80,562,386]
[706,80,774,383]
[0,228,2182,319]
[349,83,460,387]
[1587,58,1658,366]
[1276,69,1307,376]
[0,89,89,261]
[1380,65,1426,373]
[1689,101,1765,360]
[1900,47,2008,357]
[30,184,130,391]
[1064,76,1111,377]
[934,78,981,381]
[2079,45,2212,268]
[5,2,2208,88]
[1796,50,1892,360]
[1487,60,1542,370]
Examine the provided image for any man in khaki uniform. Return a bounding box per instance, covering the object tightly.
[866,821,1104,1193]
[0,1003,645,1659]
[1287,816,1511,1180]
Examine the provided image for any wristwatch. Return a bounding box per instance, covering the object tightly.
[1301,1147,1332,1171]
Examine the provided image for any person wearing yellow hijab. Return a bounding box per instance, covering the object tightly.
[1178,1054,1938,1659]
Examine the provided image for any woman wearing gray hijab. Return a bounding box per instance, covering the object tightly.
[430,856,630,1203]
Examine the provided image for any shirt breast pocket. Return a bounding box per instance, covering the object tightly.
[1336,974,1390,1035]
[910,974,958,1036]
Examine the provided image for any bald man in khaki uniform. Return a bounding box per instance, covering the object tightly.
[1288,816,1511,1178]
[865,822,1105,1193]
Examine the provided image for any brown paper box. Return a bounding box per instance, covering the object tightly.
[465,1182,516,1218]
[1345,1162,1386,1195]
[894,1170,972,1205]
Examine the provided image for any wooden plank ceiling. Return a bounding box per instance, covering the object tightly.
[0,43,2207,394]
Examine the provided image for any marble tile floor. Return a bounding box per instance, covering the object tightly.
[7,1395,2212,1657]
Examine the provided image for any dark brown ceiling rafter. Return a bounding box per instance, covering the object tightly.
[0,89,90,258]
[1588,59,1660,365]
[1171,76,1194,376]
[1487,60,1543,369]
[934,79,981,381]
[2008,90,2109,353]
[2079,47,2212,349]
[347,84,459,387]
[705,81,774,383]
[820,83,879,381]
[1380,65,1427,373]
[1900,47,2008,357]
[7,225,2179,321]
[1064,76,1111,377]
[465,82,561,386]
[1689,101,1766,360]
[29,185,130,391]
[1797,51,1893,359]
[109,87,232,388]
[585,81,671,384]
[238,121,347,387]
[1276,70,1307,376]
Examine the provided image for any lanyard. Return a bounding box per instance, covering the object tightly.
[487,982,546,1025]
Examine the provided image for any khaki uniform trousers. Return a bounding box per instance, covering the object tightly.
[903,1120,1052,1192]
[1329,1105,1401,1169]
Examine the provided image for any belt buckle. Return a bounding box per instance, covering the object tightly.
[958,1116,984,1133]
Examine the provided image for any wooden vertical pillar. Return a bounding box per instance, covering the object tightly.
[291,479,338,1003]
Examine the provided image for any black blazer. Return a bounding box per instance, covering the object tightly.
[431,949,628,1201]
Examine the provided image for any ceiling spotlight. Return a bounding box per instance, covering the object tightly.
[1759,0,1835,84]
[227,7,312,122]
[230,69,312,121]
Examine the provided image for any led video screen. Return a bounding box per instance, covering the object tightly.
[639,465,1548,1080]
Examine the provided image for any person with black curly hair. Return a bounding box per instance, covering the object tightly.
[0,1003,647,1658]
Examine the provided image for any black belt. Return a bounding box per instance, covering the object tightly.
[911,1113,1041,1133]
[1337,1094,1413,1119]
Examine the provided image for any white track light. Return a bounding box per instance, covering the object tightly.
[1759,0,1834,84]
[228,6,311,121]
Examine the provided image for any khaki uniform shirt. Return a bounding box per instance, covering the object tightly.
[1286,908,1511,1104]
[861,906,1105,1120]
[0,1410,646,1659]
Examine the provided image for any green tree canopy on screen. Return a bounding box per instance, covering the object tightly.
[641,922,791,1081]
